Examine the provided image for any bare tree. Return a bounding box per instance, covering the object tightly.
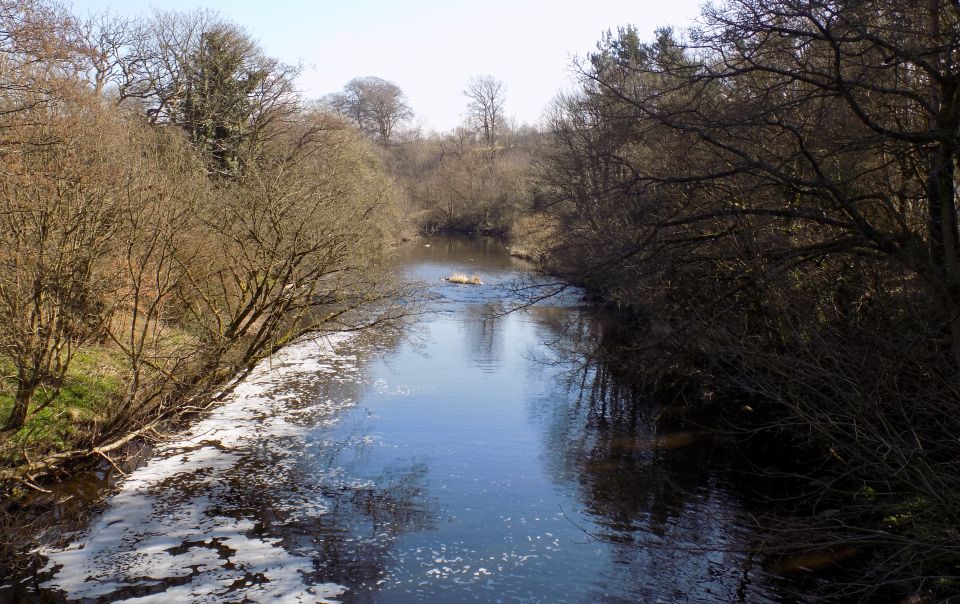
[81,9,299,176]
[0,99,124,434]
[0,2,120,435]
[0,0,85,125]
[463,75,506,148]
[325,76,413,145]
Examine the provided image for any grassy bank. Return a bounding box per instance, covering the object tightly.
[0,347,126,467]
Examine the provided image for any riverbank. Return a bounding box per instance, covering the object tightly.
[3,330,368,602]
[517,234,960,600]
[402,212,557,267]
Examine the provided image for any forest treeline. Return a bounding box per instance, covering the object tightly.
[0,2,404,489]
[323,74,543,236]
[536,1,960,597]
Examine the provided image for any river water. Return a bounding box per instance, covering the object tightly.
[4,236,820,603]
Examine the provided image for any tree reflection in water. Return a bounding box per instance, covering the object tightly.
[288,333,442,598]
[527,306,814,602]
[300,461,437,597]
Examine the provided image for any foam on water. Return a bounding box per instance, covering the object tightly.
[39,332,360,603]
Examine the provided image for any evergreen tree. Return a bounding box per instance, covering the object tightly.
[180,26,267,176]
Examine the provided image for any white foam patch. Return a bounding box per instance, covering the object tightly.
[39,332,361,603]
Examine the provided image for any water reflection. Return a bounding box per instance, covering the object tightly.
[302,460,438,599]
[301,237,810,603]
[528,307,807,602]
[460,304,506,372]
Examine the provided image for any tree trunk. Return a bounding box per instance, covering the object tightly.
[2,373,40,433]
[926,140,960,368]
[924,0,960,367]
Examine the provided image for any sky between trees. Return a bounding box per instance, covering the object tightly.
[66,0,704,130]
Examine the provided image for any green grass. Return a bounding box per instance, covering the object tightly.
[0,346,128,457]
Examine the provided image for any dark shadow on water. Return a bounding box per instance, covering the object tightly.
[526,305,881,603]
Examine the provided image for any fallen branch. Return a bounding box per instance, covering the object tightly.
[0,422,162,490]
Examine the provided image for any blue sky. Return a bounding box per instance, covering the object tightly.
[68,0,705,131]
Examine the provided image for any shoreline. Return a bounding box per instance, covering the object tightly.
[12,330,365,603]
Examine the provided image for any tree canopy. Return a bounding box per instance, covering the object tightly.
[325,76,413,145]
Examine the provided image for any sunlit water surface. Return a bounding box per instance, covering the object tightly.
[5,236,813,603]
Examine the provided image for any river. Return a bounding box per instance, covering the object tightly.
[4,236,821,603]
